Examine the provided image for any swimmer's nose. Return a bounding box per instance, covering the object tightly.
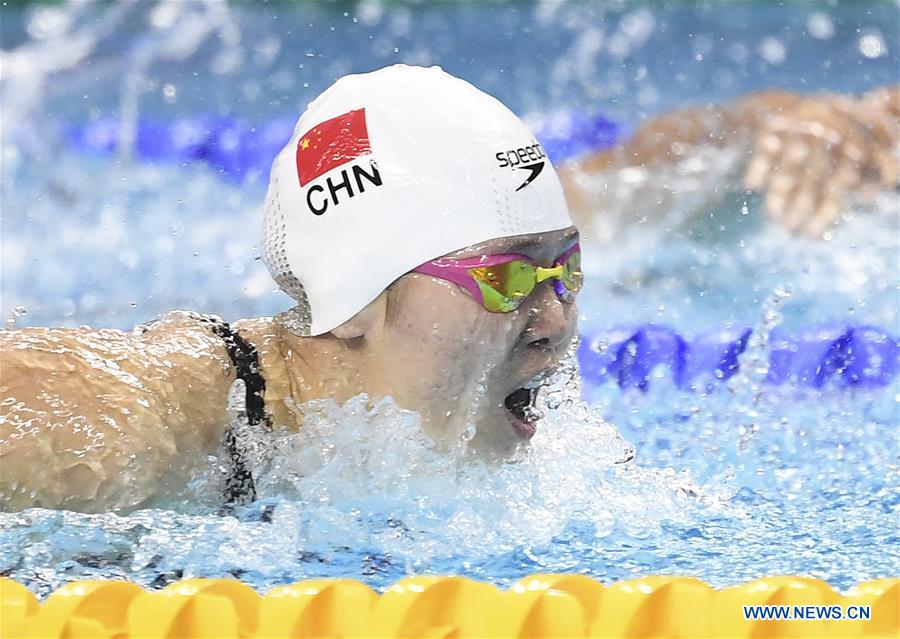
[522,283,575,353]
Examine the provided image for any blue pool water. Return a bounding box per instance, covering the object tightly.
[1,0,898,597]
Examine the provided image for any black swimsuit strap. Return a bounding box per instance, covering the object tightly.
[197,315,271,505]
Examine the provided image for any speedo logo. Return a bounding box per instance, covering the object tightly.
[495,142,547,191]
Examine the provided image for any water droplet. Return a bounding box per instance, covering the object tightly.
[759,36,786,64]
[858,32,886,59]
[5,306,27,329]
[806,12,834,40]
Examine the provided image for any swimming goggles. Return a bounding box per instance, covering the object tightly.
[413,244,582,312]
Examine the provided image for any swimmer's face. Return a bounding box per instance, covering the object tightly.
[367,227,579,460]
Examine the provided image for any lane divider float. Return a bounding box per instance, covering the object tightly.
[63,111,621,181]
[578,324,898,390]
[2,575,897,638]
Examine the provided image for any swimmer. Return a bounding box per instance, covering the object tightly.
[560,85,899,238]
[1,66,581,512]
[1,66,896,513]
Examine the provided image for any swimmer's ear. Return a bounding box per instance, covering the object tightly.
[330,293,387,340]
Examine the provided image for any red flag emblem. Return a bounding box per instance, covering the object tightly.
[295,109,371,186]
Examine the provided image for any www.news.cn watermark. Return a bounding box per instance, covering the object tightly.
[743,605,871,621]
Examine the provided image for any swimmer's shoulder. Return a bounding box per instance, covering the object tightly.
[0,312,240,511]
[0,322,172,391]
[131,311,298,430]
[0,310,234,359]
[135,310,237,371]
[233,316,300,430]
[1,312,299,428]
[0,311,238,435]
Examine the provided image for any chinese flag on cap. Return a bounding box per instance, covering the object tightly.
[295,108,371,186]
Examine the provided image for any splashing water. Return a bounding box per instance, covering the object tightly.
[1,352,700,596]
[729,286,793,451]
[1,0,898,598]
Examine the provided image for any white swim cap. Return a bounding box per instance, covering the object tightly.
[262,64,573,336]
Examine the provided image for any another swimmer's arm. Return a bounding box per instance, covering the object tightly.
[564,91,804,175]
[0,312,236,512]
[558,91,804,223]
[743,85,899,236]
[563,86,898,237]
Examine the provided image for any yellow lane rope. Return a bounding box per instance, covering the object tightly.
[2,574,897,638]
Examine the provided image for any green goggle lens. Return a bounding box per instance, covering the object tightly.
[561,251,583,295]
[471,261,536,312]
[469,250,582,313]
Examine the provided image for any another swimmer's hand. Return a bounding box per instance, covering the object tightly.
[743,87,899,238]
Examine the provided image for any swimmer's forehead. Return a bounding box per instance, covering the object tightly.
[447,227,579,261]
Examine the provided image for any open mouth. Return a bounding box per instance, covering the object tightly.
[503,384,543,440]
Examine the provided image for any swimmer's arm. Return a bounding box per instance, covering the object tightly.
[743,85,899,236]
[563,90,802,177]
[562,86,898,236]
[558,91,803,228]
[0,311,236,512]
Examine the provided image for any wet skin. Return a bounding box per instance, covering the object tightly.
[269,226,580,461]
[0,227,579,512]
[342,226,580,459]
